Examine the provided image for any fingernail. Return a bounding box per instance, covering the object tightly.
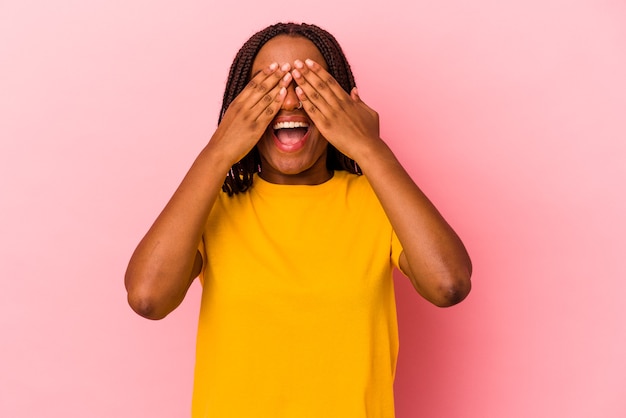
[281,63,290,72]
[280,87,286,95]
[305,59,314,67]
[294,60,304,69]
[295,86,303,95]
[292,69,301,79]
[269,62,278,70]
[283,73,291,82]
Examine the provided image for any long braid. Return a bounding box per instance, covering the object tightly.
[219,23,362,196]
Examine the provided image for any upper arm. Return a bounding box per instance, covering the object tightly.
[398,251,412,278]
[190,249,203,281]
[398,250,471,307]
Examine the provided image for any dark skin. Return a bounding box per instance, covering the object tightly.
[125,35,472,320]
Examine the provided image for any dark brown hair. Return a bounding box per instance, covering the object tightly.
[220,22,362,195]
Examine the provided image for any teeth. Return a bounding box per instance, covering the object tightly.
[272,121,309,130]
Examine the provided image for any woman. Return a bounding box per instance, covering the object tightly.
[125,22,472,418]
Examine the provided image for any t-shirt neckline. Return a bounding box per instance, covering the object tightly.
[252,171,346,197]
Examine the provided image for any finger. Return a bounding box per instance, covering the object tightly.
[351,87,360,102]
[240,62,289,106]
[302,59,350,105]
[291,61,333,111]
[253,83,287,125]
[224,63,289,129]
[292,70,331,127]
[349,86,378,119]
[292,60,357,125]
[250,70,291,117]
[294,84,326,126]
[349,86,374,114]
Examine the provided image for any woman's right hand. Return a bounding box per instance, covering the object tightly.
[125,64,292,321]
[209,62,291,165]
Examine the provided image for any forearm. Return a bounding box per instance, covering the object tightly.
[124,62,291,319]
[124,142,232,319]
[356,139,472,306]
[284,58,471,305]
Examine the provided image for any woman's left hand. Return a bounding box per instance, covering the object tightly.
[294,61,472,308]
[291,59,382,162]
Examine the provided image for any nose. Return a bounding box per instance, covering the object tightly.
[281,81,301,111]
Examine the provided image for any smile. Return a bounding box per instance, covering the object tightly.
[272,121,310,152]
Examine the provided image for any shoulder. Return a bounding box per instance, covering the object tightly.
[208,188,252,224]
[334,170,371,190]
[331,171,385,218]
[334,171,376,199]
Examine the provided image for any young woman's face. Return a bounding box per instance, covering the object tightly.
[251,35,332,185]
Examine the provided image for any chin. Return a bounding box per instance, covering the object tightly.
[267,157,316,175]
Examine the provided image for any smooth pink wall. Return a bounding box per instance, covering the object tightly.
[2,1,625,417]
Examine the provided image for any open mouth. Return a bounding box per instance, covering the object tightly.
[272,120,310,151]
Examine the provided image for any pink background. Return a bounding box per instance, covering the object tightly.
[2,1,625,417]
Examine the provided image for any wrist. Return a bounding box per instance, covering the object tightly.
[198,140,239,175]
[352,137,393,172]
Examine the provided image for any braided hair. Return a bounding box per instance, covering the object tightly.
[219,22,362,195]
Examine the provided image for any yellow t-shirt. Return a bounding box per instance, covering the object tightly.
[193,171,403,418]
